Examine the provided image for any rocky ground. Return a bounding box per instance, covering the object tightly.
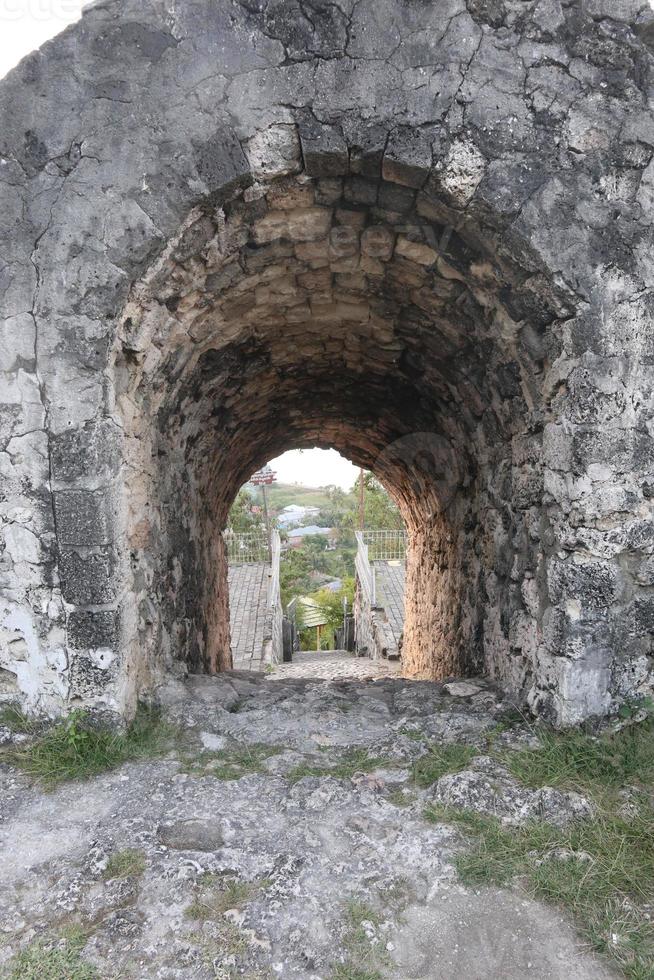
[0,671,619,980]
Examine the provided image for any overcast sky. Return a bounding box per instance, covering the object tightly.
[0,0,86,78]
[268,449,359,490]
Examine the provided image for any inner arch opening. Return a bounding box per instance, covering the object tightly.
[226,448,408,671]
[110,160,573,710]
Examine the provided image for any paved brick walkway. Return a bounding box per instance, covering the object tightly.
[228,563,270,669]
[268,649,401,680]
[373,560,405,646]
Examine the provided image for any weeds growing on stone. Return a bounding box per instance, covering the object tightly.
[425,714,654,979]
[397,726,426,742]
[2,705,175,787]
[411,742,478,787]
[386,788,415,807]
[186,882,262,972]
[103,848,146,880]
[504,715,654,794]
[0,702,35,733]
[179,741,284,779]
[188,919,250,959]
[331,967,382,980]
[288,748,390,783]
[330,900,385,980]
[7,930,98,980]
[186,876,264,921]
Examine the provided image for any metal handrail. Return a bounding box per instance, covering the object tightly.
[267,530,281,609]
[361,529,407,562]
[224,529,270,564]
[355,531,376,605]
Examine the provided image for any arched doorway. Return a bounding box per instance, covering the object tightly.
[1,0,651,725]
[110,159,563,717]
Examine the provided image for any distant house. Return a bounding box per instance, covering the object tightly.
[287,525,336,548]
[277,504,321,528]
[295,596,330,649]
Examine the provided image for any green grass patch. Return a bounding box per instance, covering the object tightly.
[386,788,415,807]
[2,705,176,787]
[504,717,654,795]
[398,726,426,742]
[411,743,478,788]
[0,702,35,733]
[188,919,250,958]
[422,715,654,978]
[331,967,382,980]
[330,900,384,980]
[103,848,146,880]
[200,743,282,780]
[6,931,98,980]
[288,748,390,784]
[185,877,262,920]
[425,791,654,976]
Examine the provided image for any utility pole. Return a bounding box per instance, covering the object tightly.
[358,467,365,531]
[261,482,271,558]
[249,465,277,561]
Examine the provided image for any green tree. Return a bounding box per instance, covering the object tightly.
[227,488,261,533]
[310,578,356,644]
[340,473,403,531]
[280,548,313,608]
[300,534,330,572]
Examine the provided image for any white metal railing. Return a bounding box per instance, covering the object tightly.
[224,529,271,564]
[265,530,283,664]
[361,529,407,562]
[355,531,376,606]
[267,530,281,608]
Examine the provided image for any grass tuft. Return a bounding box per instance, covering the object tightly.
[331,968,382,980]
[288,748,389,784]
[411,742,477,788]
[7,933,98,980]
[185,876,264,921]
[329,900,385,980]
[196,743,282,780]
[0,703,36,734]
[386,788,415,808]
[188,919,249,959]
[103,848,146,880]
[2,705,175,787]
[505,717,654,794]
[425,714,654,980]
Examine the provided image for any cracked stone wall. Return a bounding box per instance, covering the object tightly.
[0,0,653,725]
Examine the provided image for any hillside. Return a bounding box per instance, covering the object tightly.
[264,483,336,511]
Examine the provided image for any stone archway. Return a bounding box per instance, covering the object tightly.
[0,0,652,725]
[113,153,566,713]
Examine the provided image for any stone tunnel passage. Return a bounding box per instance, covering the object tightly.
[113,150,571,718]
[4,0,654,727]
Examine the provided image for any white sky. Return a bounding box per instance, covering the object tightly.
[269,449,359,491]
[0,0,86,79]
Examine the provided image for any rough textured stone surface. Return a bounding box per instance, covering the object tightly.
[0,0,652,724]
[157,818,224,851]
[0,674,618,978]
[431,756,595,828]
